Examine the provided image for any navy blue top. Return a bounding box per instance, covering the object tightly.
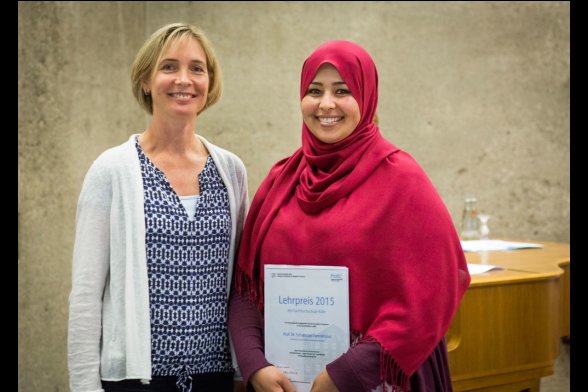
[136,138,233,390]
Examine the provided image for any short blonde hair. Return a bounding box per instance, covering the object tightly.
[130,23,222,115]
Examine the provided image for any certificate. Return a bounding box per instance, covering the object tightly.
[264,265,350,392]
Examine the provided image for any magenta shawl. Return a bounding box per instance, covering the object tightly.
[235,40,470,390]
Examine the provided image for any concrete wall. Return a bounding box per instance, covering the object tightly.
[18,2,569,391]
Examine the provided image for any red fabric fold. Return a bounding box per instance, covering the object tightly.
[234,40,470,389]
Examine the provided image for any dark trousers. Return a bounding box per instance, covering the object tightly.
[102,372,234,392]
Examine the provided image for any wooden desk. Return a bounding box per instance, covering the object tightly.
[446,240,570,392]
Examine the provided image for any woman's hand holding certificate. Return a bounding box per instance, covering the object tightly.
[250,366,297,392]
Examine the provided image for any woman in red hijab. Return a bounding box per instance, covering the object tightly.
[228,40,470,392]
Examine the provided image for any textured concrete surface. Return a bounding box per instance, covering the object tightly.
[18,2,569,391]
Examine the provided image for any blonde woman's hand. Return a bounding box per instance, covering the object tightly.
[310,370,339,392]
[250,365,297,392]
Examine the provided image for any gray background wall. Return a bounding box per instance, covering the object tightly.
[18,2,569,391]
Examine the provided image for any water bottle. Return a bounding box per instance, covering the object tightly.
[460,197,480,240]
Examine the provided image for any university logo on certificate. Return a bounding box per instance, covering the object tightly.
[264,265,350,392]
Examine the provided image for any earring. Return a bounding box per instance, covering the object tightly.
[145,90,150,95]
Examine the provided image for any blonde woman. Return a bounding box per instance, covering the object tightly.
[68,23,248,392]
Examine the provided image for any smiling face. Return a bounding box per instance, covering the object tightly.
[143,36,209,119]
[300,63,361,144]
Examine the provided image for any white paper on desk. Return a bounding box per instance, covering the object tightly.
[460,240,544,252]
[264,265,349,392]
[467,263,506,275]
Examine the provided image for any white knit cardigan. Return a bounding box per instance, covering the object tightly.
[68,134,249,392]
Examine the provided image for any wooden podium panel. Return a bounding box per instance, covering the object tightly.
[447,241,570,391]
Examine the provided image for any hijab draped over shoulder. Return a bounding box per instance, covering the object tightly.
[234,40,470,390]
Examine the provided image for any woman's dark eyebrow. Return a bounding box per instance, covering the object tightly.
[309,81,347,86]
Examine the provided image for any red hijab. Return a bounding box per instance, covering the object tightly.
[235,40,470,390]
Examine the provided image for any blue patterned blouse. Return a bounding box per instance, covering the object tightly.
[136,138,233,391]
